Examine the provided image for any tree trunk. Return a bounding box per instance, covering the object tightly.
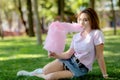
[111,0,116,35]
[118,0,120,10]
[89,0,95,9]
[27,0,35,37]
[0,14,4,39]
[57,0,65,21]
[17,0,29,35]
[32,0,42,45]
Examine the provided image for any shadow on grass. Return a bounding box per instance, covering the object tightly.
[14,74,119,80]
[0,52,120,80]
[0,32,120,80]
[0,56,54,80]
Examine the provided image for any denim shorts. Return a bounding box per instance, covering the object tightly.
[59,55,88,77]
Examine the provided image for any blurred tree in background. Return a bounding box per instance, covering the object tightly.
[0,0,120,44]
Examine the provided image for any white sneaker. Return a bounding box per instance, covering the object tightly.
[17,70,33,76]
[33,68,43,74]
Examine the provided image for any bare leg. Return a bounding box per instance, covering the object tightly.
[35,70,73,80]
[17,59,64,76]
[34,59,73,80]
[42,59,64,74]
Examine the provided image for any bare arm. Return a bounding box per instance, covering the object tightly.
[95,44,108,78]
[49,48,75,59]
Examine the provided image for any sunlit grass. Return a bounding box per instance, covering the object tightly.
[0,30,120,80]
[0,54,45,61]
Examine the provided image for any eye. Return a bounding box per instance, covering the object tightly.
[84,19,89,21]
[85,19,88,21]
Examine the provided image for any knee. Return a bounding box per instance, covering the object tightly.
[42,69,49,75]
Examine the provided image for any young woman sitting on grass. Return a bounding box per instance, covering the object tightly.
[17,8,108,80]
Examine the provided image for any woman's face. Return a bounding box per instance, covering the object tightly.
[77,13,91,29]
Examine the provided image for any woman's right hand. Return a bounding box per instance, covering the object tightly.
[48,51,59,58]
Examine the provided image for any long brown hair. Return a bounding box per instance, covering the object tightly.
[77,8,100,30]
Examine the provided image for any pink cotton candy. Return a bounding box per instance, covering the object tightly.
[43,21,83,54]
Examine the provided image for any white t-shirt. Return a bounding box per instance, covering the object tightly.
[70,30,104,70]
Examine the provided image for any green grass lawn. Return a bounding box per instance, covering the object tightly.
[0,30,120,80]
